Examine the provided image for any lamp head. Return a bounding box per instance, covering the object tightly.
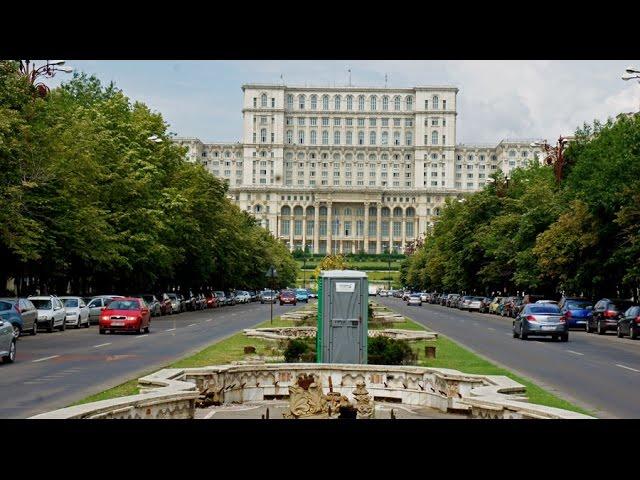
[625,66,640,74]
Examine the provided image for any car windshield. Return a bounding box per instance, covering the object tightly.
[0,301,13,311]
[611,301,634,311]
[410,294,420,298]
[263,291,274,295]
[167,294,177,300]
[473,297,485,301]
[527,305,561,314]
[566,301,591,309]
[62,299,79,308]
[31,299,52,309]
[106,300,139,310]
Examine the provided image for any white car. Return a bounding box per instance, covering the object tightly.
[28,295,67,332]
[59,296,91,328]
[234,291,251,304]
[378,290,388,297]
[420,292,428,302]
[407,294,422,306]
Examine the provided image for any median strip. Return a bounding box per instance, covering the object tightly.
[32,355,60,363]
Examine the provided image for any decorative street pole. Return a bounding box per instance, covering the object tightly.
[19,60,72,97]
[265,265,278,324]
[622,65,640,111]
[531,137,570,183]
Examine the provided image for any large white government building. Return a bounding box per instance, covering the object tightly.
[174,84,543,254]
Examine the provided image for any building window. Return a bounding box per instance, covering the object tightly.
[432,131,438,145]
[406,96,413,111]
[406,132,413,146]
[261,94,268,107]
[432,95,439,109]
[287,95,293,109]
[253,97,257,107]
[394,96,401,111]
[406,221,414,237]
[286,131,293,144]
[382,96,389,111]
[346,131,353,145]
[322,95,329,110]
[310,130,317,144]
[334,131,340,145]
[322,131,329,145]
[358,95,365,111]
[358,131,365,145]
[370,131,376,145]
[334,95,341,110]
[271,98,275,107]
[443,99,447,109]
[394,132,400,145]
[306,220,314,236]
[370,96,377,111]
[260,128,267,143]
[298,131,305,144]
[282,220,290,235]
[382,131,388,145]
[298,95,305,109]
[310,95,317,110]
[381,221,390,237]
[294,220,303,236]
[346,95,353,110]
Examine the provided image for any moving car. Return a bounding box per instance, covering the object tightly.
[260,290,276,304]
[0,297,38,337]
[99,297,151,334]
[295,288,309,303]
[587,298,635,335]
[279,290,297,306]
[513,304,568,342]
[558,297,593,329]
[87,295,123,324]
[0,318,16,364]
[407,294,422,306]
[59,296,90,328]
[617,305,640,339]
[29,295,67,332]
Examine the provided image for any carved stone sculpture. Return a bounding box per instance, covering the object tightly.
[283,374,329,418]
[352,381,374,419]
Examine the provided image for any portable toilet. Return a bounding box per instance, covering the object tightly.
[316,270,368,364]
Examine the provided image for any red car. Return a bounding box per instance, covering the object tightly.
[279,290,297,306]
[205,292,219,309]
[99,297,151,334]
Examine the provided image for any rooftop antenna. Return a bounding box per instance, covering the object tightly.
[385,73,388,88]
[280,74,284,85]
[348,68,352,87]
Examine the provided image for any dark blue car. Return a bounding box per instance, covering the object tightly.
[559,298,593,329]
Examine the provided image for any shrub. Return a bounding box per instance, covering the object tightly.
[368,336,414,365]
[284,338,316,362]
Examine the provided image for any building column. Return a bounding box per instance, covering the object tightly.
[327,202,332,255]
[313,203,320,254]
[289,215,294,252]
[302,217,307,252]
[364,202,370,255]
[376,205,382,254]
[401,214,407,254]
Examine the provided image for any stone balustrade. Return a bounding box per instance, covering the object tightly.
[30,363,594,420]
[243,326,437,341]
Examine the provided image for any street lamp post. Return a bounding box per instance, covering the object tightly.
[531,137,570,183]
[19,60,72,97]
[265,266,278,325]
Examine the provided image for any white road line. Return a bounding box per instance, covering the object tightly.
[616,364,640,373]
[135,335,148,339]
[165,328,176,332]
[488,327,496,331]
[187,323,197,327]
[206,319,213,322]
[204,410,217,419]
[566,350,584,356]
[93,342,111,348]
[32,355,60,363]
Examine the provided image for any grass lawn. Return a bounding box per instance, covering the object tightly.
[74,306,592,416]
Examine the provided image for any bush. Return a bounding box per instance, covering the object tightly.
[368,336,414,365]
[284,338,315,363]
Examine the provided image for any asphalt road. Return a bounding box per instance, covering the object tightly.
[378,297,640,419]
[0,301,308,419]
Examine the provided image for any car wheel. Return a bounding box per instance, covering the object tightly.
[512,327,518,338]
[136,323,143,334]
[2,339,16,363]
[561,333,569,342]
[99,328,105,334]
[31,321,38,336]
[47,320,54,333]
[597,321,605,335]
[617,325,624,338]
[630,325,638,340]
[85,317,90,328]
[60,320,66,331]
[75,317,81,329]
[520,327,528,340]
[12,323,20,339]
[585,321,591,333]
[144,323,150,334]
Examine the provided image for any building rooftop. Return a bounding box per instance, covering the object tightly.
[242,83,458,93]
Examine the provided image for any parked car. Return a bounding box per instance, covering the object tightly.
[165,293,183,314]
[306,289,317,299]
[558,297,593,329]
[29,295,67,332]
[587,298,635,335]
[446,294,460,307]
[0,318,16,364]
[407,294,422,306]
[87,295,123,324]
[59,296,90,328]
[517,294,546,316]
[205,292,219,309]
[295,288,309,303]
[402,291,412,301]
[488,297,504,315]
[419,292,428,302]
[99,297,151,334]
[279,290,297,306]
[234,291,250,304]
[260,290,276,304]
[498,296,515,317]
[536,300,558,305]
[393,290,404,298]
[197,293,208,310]
[0,297,38,337]
[135,295,161,317]
[479,297,493,314]
[508,297,524,318]
[501,296,521,317]
[513,304,568,341]
[464,296,485,312]
[378,290,388,297]
[617,305,640,339]
[159,293,174,315]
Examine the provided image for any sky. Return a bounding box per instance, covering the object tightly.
[46,60,640,144]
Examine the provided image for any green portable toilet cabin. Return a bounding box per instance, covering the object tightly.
[316,270,368,364]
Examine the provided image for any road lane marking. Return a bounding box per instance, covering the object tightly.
[488,327,496,331]
[93,343,111,348]
[135,335,148,339]
[204,410,217,419]
[616,364,640,373]
[188,323,197,327]
[206,319,212,322]
[165,328,176,332]
[32,355,60,363]
[566,350,584,356]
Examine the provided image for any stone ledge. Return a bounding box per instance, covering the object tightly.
[243,326,437,341]
[30,363,594,420]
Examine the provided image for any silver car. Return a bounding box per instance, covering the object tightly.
[235,291,251,304]
[29,296,67,332]
[0,318,16,364]
[87,295,123,325]
[407,294,422,306]
[260,290,276,304]
[59,296,91,328]
[513,304,569,342]
[465,296,485,311]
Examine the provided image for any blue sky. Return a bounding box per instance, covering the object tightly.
[46,60,640,144]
